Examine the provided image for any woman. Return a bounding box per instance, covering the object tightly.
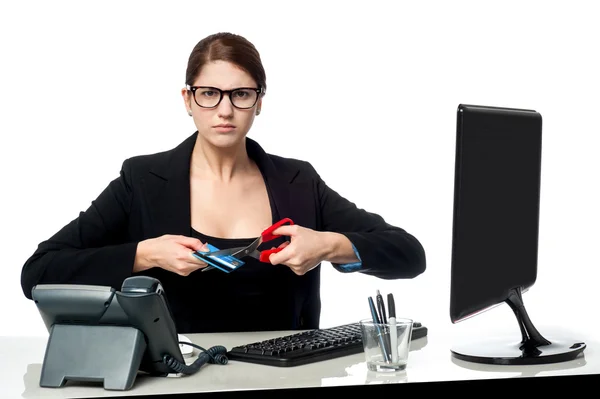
[20,32,426,333]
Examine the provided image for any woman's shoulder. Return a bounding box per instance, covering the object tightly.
[248,137,319,178]
[118,148,173,179]
[121,133,197,176]
[267,152,315,171]
[260,151,325,185]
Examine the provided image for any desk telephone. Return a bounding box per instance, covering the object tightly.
[31,276,228,391]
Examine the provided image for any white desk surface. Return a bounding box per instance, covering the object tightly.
[2,317,598,398]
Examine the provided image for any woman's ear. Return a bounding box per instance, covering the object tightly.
[256,98,262,115]
[181,87,193,116]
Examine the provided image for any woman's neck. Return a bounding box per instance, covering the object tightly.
[190,136,252,183]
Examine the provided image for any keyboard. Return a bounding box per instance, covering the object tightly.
[227,321,427,367]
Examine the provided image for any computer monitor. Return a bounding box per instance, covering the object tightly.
[449,103,586,365]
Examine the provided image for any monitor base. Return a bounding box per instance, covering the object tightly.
[451,338,586,365]
[451,286,586,365]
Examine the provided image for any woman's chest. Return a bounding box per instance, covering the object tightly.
[190,178,273,239]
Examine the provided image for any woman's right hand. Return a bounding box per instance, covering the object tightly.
[134,235,210,276]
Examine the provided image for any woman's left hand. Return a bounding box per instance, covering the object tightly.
[266,224,328,275]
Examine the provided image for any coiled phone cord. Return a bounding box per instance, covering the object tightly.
[163,343,228,375]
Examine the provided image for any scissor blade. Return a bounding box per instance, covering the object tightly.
[247,250,262,260]
[228,237,262,258]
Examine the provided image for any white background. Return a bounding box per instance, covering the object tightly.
[1,0,598,344]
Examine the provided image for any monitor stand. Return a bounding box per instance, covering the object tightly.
[451,287,586,365]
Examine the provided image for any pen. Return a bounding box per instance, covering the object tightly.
[376,290,392,361]
[387,293,399,363]
[376,289,387,324]
[368,296,390,363]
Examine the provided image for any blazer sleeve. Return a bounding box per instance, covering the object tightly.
[20,159,138,299]
[312,164,426,280]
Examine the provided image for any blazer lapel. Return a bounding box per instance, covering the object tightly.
[143,133,197,238]
[247,138,316,230]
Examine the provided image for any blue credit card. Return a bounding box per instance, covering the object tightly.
[192,244,246,273]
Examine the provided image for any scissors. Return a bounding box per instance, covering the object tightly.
[198,218,294,272]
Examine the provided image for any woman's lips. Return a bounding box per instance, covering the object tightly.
[213,124,236,133]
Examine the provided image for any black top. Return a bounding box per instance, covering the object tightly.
[177,173,296,334]
[184,229,301,333]
[20,132,426,333]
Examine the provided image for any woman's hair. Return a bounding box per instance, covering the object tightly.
[185,32,266,93]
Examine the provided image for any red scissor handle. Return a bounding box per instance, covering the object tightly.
[261,218,294,242]
[259,248,282,263]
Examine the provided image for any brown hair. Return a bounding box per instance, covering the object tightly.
[185,32,267,94]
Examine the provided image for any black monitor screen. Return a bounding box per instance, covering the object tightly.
[450,104,543,323]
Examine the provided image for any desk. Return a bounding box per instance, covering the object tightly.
[3,319,599,398]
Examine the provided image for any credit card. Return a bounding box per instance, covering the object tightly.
[192,244,246,273]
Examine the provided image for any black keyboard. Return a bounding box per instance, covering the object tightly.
[227,321,427,367]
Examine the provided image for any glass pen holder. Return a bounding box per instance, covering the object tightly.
[359,318,413,372]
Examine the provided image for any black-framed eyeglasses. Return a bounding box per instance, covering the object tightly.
[186,85,263,109]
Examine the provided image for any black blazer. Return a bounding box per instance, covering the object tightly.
[21,132,426,332]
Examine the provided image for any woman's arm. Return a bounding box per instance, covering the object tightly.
[320,232,361,265]
[20,160,138,299]
[313,165,426,280]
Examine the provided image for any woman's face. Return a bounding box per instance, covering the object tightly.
[182,60,262,149]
